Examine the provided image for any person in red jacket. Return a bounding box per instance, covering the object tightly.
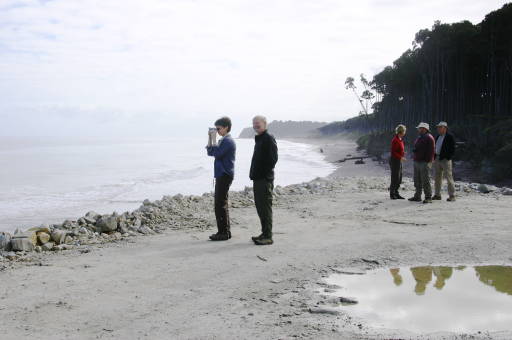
[389,124,406,199]
[409,122,436,203]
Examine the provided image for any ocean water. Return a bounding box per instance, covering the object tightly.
[0,136,335,232]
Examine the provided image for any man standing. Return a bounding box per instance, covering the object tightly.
[433,121,456,202]
[249,116,278,246]
[409,122,435,203]
[206,117,236,241]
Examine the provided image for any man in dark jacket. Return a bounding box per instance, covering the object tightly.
[249,115,278,245]
[433,121,456,201]
[409,122,435,203]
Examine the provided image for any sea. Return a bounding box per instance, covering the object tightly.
[0,136,335,232]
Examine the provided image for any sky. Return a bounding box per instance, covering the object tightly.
[0,0,509,137]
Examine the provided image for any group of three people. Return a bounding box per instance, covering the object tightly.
[389,121,456,203]
[206,115,278,245]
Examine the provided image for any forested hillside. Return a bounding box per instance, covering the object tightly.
[320,3,512,180]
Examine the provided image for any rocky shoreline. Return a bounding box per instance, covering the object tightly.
[1,173,511,270]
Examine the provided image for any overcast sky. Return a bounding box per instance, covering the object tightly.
[0,0,508,137]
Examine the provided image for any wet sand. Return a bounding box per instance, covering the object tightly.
[1,136,511,340]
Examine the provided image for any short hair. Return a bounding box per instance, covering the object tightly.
[252,115,267,125]
[215,116,232,132]
[395,124,406,135]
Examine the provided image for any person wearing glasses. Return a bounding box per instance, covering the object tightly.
[206,117,236,241]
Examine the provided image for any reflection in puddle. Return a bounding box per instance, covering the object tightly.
[325,265,512,333]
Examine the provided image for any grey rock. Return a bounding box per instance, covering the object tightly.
[478,184,491,193]
[51,229,67,245]
[41,242,54,251]
[502,188,512,196]
[138,226,155,235]
[0,232,12,251]
[84,211,100,224]
[96,215,118,233]
[11,237,35,252]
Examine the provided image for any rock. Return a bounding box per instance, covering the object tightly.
[37,232,51,244]
[338,297,358,305]
[502,188,512,196]
[4,251,17,260]
[64,235,74,244]
[50,229,67,245]
[34,246,42,253]
[308,307,340,315]
[478,184,491,193]
[41,242,54,251]
[11,237,35,252]
[138,226,155,235]
[96,216,118,233]
[27,226,51,234]
[84,211,100,224]
[0,232,12,251]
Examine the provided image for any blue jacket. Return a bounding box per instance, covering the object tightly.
[206,135,236,178]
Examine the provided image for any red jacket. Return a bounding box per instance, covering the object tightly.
[390,135,405,160]
[413,133,435,162]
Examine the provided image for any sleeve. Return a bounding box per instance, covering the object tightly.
[207,139,234,159]
[263,136,278,175]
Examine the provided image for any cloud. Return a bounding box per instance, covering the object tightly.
[0,0,509,136]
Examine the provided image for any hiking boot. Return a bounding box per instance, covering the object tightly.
[432,195,442,200]
[227,231,232,239]
[423,198,433,204]
[209,233,229,241]
[251,234,264,242]
[254,238,273,246]
[447,196,456,202]
[408,196,422,202]
[390,194,398,200]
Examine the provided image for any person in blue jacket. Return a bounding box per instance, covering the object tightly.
[206,117,236,241]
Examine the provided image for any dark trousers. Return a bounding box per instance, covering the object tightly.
[253,179,274,239]
[214,175,233,234]
[389,157,402,195]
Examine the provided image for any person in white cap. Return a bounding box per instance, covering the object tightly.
[433,121,456,201]
[409,122,435,203]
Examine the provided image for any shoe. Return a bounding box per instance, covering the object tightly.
[254,238,273,245]
[390,194,398,200]
[423,198,433,204]
[395,193,405,199]
[209,233,229,241]
[408,197,422,202]
[251,234,264,242]
[432,195,442,200]
[447,196,456,202]
[227,231,232,239]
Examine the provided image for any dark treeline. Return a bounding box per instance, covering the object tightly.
[320,3,512,180]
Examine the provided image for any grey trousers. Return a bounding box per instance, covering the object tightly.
[434,159,455,197]
[413,161,432,199]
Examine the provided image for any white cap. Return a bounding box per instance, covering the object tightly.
[437,121,448,127]
[416,122,430,130]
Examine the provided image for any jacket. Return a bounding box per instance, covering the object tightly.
[435,133,455,161]
[390,135,405,160]
[413,132,435,163]
[249,130,278,181]
[206,134,236,178]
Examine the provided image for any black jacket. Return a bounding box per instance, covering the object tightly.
[250,130,278,181]
[435,133,455,160]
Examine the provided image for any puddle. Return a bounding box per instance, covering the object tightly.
[324,265,512,333]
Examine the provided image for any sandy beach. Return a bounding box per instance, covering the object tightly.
[1,136,512,340]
